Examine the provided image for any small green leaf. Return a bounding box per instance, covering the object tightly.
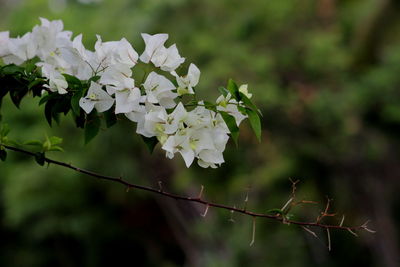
[49,136,63,146]
[227,79,240,101]
[141,136,159,154]
[220,111,239,146]
[34,152,45,166]
[88,75,100,83]
[247,108,262,142]
[0,123,10,137]
[84,112,101,144]
[48,146,64,152]
[0,148,7,161]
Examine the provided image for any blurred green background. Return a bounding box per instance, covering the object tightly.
[1,0,400,266]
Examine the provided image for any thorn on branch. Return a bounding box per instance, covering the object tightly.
[201,204,209,217]
[281,197,293,212]
[243,187,250,211]
[347,228,358,237]
[339,215,345,227]
[361,220,376,233]
[198,185,204,200]
[289,178,300,198]
[316,196,336,223]
[302,226,318,239]
[326,228,331,252]
[126,186,130,193]
[229,206,236,223]
[158,181,163,192]
[249,217,256,246]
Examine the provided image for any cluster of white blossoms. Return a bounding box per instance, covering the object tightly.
[0,18,252,168]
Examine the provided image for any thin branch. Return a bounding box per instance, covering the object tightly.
[1,144,370,232]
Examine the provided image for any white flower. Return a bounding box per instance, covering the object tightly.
[115,87,142,114]
[216,93,247,126]
[32,18,67,60]
[79,81,114,113]
[136,105,168,138]
[151,44,185,72]
[239,84,252,98]
[139,33,168,63]
[3,33,37,65]
[94,35,138,68]
[172,63,200,95]
[0,32,10,57]
[39,63,68,94]
[99,63,135,94]
[143,72,177,108]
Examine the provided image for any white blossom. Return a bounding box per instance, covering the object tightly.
[172,63,200,95]
[139,33,168,63]
[0,17,252,168]
[143,72,177,108]
[79,81,114,113]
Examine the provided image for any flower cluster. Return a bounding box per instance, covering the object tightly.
[0,18,258,168]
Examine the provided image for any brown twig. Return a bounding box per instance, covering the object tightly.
[1,144,372,233]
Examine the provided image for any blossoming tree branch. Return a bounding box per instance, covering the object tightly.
[0,18,373,247]
[0,18,261,168]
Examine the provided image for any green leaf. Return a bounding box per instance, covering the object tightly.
[141,136,159,154]
[44,100,55,126]
[48,146,64,152]
[88,75,100,83]
[1,64,24,75]
[247,108,262,142]
[39,93,51,106]
[203,101,217,112]
[25,61,37,74]
[71,90,83,116]
[49,136,63,146]
[227,79,240,101]
[104,109,117,128]
[9,79,28,108]
[63,74,82,87]
[84,112,101,144]
[220,111,239,145]
[218,86,229,97]
[239,92,261,116]
[28,78,44,90]
[72,112,85,129]
[34,152,45,166]
[0,123,10,137]
[0,148,7,161]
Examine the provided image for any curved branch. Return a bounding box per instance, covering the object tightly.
[1,144,371,232]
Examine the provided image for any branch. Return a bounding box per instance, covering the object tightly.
[1,144,371,232]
